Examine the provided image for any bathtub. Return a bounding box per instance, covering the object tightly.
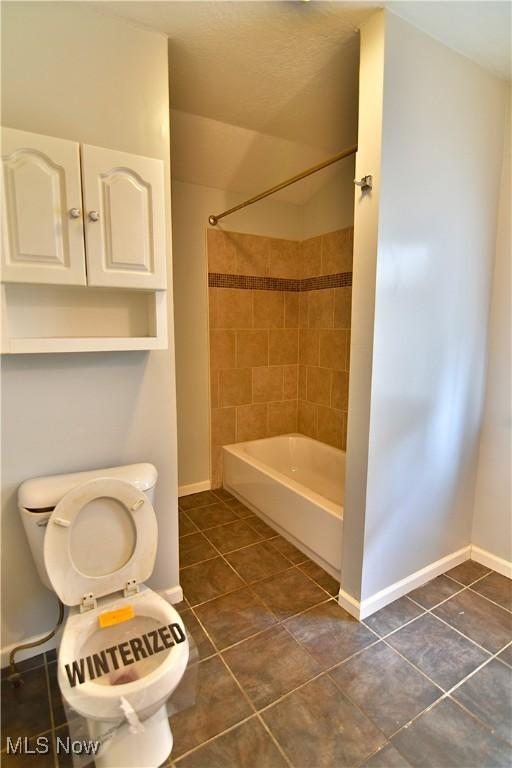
[223,434,344,578]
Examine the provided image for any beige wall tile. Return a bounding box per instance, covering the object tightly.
[299,292,309,327]
[334,287,352,329]
[301,236,322,278]
[210,329,236,369]
[308,289,334,329]
[211,407,236,447]
[283,365,298,400]
[252,366,283,403]
[208,228,353,463]
[268,400,297,436]
[298,400,317,438]
[269,328,298,365]
[211,445,223,489]
[268,239,301,279]
[317,405,343,449]
[321,227,353,274]
[331,370,349,411]
[319,329,347,371]
[341,411,348,451]
[210,369,219,409]
[234,233,269,277]
[236,329,268,368]
[253,291,284,328]
[298,365,307,400]
[216,288,252,329]
[219,368,251,407]
[208,287,218,328]
[307,366,331,406]
[236,403,268,442]
[285,293,299,328]
[299,328,319,366]
[207,229,237,273]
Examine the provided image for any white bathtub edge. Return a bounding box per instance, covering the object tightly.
[224,436,343,517]
[338,544,472,620]
[224,482,341,581]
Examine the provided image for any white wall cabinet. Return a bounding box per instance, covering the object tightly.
[81,145,166,289]
[1,127,168,353]
[1,128,86,285]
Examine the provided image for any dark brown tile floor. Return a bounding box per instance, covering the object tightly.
[2,488,511,768]
[173,491,512,768]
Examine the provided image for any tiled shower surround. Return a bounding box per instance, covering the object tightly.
[208,227,353,487]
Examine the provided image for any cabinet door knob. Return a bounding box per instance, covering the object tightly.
[69,208,81,219]
[88,211,100,222]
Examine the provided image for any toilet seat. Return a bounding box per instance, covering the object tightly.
[44,478,157,607]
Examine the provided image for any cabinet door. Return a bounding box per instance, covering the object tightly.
[81,144,167,290]
[1,128,86,285]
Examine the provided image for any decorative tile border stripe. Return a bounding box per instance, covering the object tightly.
[208,273,301,291]
[208,272,352,292]
[301,272,352,291]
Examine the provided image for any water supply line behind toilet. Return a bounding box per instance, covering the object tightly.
[8,597,65,687]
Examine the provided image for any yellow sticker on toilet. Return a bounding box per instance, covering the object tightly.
[98,605,135,628]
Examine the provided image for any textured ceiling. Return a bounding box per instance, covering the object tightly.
[95,1,511,151]
[93,1,369,151]
[93,1,510,199]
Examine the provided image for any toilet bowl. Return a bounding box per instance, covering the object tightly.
[59,588,188,767]
[18,464,189,768]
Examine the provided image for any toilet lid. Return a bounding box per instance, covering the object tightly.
[44,478,158,607]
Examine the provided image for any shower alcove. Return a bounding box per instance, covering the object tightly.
[171,3,361,585]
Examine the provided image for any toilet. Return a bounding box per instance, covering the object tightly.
[18,464,189,768]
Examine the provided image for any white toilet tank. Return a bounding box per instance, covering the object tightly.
[18,463,158,591]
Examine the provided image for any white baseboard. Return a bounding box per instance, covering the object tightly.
[338,545,471,620]
[178,480,211,497]
[471,545,512,579]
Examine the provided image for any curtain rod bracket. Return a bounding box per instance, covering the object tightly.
[354,174,373,191]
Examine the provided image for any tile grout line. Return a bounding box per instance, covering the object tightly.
[217,653,294,768]
[178,495,512,761]
[172,712,256,764]
[466,585,512,614]
[424,603,505,656]
[181,532,309,577]
[175,598,295,767]
[185,564,297,610]
[368,587,506,659]
[306,596,509,755]
[42,653,58,768]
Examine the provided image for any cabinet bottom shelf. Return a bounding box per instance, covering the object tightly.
[2,336,166,354]
[1,283,168,354]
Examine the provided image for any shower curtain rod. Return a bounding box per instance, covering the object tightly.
[208,143,358,226]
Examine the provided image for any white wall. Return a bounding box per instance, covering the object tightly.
[342,11,507,604]
[301,159,355,239]
[171,109,351,207]
[472,89,511,565]
[342,11,386,601]
[171,179,302,489]
[1,2,180,654]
